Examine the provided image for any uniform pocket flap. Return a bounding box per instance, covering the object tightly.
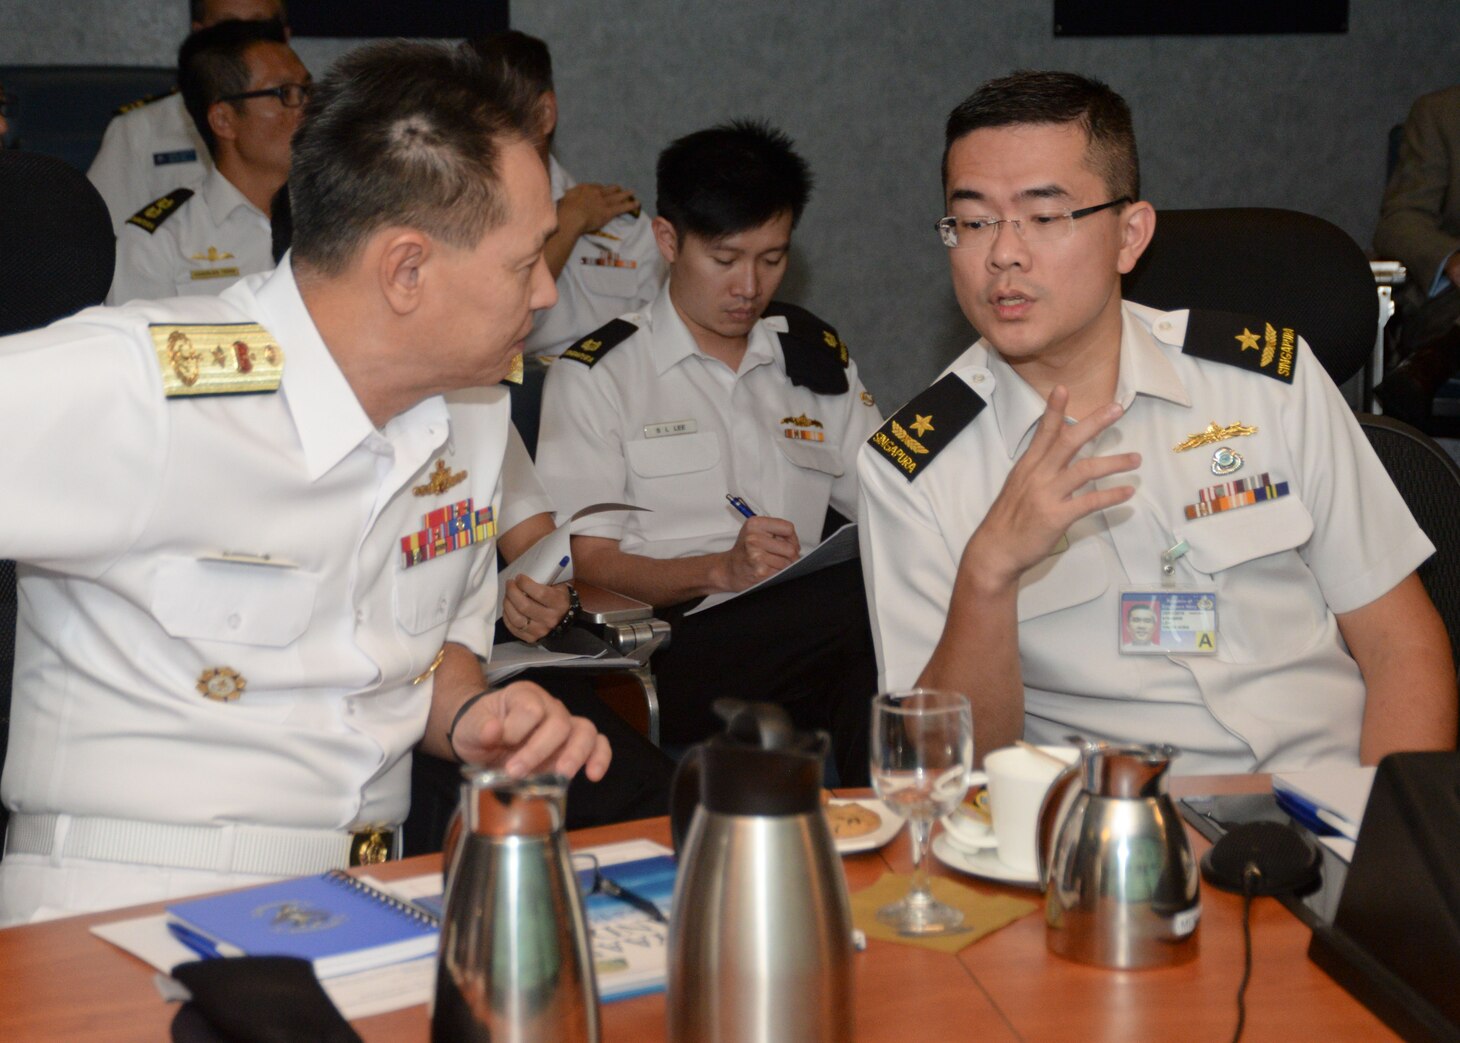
[152,558,318,647]
[626,431,721,478]
[578,263,640,298]
[773,434,844,477]
[1178,495,1314,574]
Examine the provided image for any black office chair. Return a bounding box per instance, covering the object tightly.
[1124,207,1378,390]
[0,150,115,846]
[1357,415,1460,678]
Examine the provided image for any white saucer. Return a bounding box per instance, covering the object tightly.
[931,832,1042,888]
[828,798,903,854]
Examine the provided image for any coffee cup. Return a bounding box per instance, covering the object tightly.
[941,744,1078,874]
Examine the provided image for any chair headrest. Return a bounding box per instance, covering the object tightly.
[1124,207,1377,387]
[0,151,115,337]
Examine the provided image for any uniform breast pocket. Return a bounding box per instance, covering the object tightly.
[624,431,728,543]
[394,554,474,636]
[151,558,318,647]
[577,263,640,299]
[1177,495,1315,576]
[772,433,844,477]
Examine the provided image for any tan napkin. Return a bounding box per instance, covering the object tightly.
[850,872,1038,953]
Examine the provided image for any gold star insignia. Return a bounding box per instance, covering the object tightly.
[581,338,602,352]
[910,414,935,437]
[1235,328,1261,352]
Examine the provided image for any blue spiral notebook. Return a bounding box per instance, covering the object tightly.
[165,869,440,979]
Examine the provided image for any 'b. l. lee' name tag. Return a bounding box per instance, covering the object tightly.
[644,419,696,438]
[1118,589,1219,655]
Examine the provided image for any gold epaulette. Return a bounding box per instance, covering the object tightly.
[148,323,283,397]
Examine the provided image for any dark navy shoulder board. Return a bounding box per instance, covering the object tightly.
[866,373,986,483]
[762,300,849,395]
[125,188,194,235]
[561,317,639,367]
[1181,308,1298,384]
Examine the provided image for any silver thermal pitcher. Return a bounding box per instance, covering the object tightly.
[1038,741,1201,969]
[667,700,853,1043]
[433,770,600,1043]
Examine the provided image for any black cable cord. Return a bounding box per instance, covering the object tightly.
[1232,865,1260,1043]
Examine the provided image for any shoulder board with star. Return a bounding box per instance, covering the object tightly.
[149,322,283,397]
[762,300,850,395]
[113,88,175,116]
[126,188,195,235]
[1181,308,1298,384]
[866,373,985,483]
[561,317,639,367]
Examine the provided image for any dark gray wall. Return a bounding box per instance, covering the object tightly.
[2,1,1456,407]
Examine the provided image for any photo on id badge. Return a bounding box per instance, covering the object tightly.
[1118,590,1218,655]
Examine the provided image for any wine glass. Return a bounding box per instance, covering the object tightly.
[870,688,974,934]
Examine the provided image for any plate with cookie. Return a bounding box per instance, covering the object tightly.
[824,797,902,854]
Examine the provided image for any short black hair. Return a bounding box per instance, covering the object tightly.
[464,30,553,97]
[178,18,288,157]
[943,70,1139,202]
[288,41,538,276]
[656,119,812,241]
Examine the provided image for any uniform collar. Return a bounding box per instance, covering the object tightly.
[201,165,266,224]
[646,282,779,377]
[981,300,1193,459]
[249,257,380,481]
[548,154,573,203]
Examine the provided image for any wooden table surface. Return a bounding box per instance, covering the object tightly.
[0,774,1394,1042]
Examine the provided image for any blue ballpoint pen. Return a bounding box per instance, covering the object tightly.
[725,494,756,518]
[167,921,245,961]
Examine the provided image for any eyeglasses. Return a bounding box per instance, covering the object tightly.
[218,82,312,109]
[934,197,1132,249]
[572,853,668,925]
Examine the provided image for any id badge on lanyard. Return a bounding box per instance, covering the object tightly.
[1119,540,1218,655]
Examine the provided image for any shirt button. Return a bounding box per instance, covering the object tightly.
[437,596,448,614]
[355,610,365,624]
[227,613,242,629]
[971,374,986,384]
[1158,321,1172,331]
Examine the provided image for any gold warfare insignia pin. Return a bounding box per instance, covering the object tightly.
[188,246,235,262]
[149,323,283,396]
[197,667,245,702]
[781,413,825,442]
[413,458,468,497]
[1173,421,1258,453]
[780,414,824,428]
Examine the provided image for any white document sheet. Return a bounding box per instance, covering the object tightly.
[495,502,647,615]
[685,522,859,616]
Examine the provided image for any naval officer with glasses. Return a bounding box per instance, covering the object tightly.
[109,20,306,305]
[858,71,1456,772]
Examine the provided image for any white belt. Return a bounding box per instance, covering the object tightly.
[4,814,399,876]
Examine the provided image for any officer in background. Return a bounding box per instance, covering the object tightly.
[108,19,304,305]
[858,71,1456,771]
[536,121,882,783]
[0,41,608,923]
[87,0,286,234]
[467,31,665,359]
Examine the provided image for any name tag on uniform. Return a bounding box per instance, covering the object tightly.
[191,267,241,281]
[1118,589,1219,655]
[153,149,197,166]
[644,419,696,438]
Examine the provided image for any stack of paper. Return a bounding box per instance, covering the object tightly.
[1272,766,1377,861]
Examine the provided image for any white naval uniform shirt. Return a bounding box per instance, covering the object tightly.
[522,156,666,359]
[857,301,1434,774]
[108,167,274,306]
[0,260,507,834]
[87,92,211,236]
[536,284,882,559]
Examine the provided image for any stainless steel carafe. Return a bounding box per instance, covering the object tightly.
[433,770,600,1042]
[667,700,853,1043]
[1038,741,1201,969]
